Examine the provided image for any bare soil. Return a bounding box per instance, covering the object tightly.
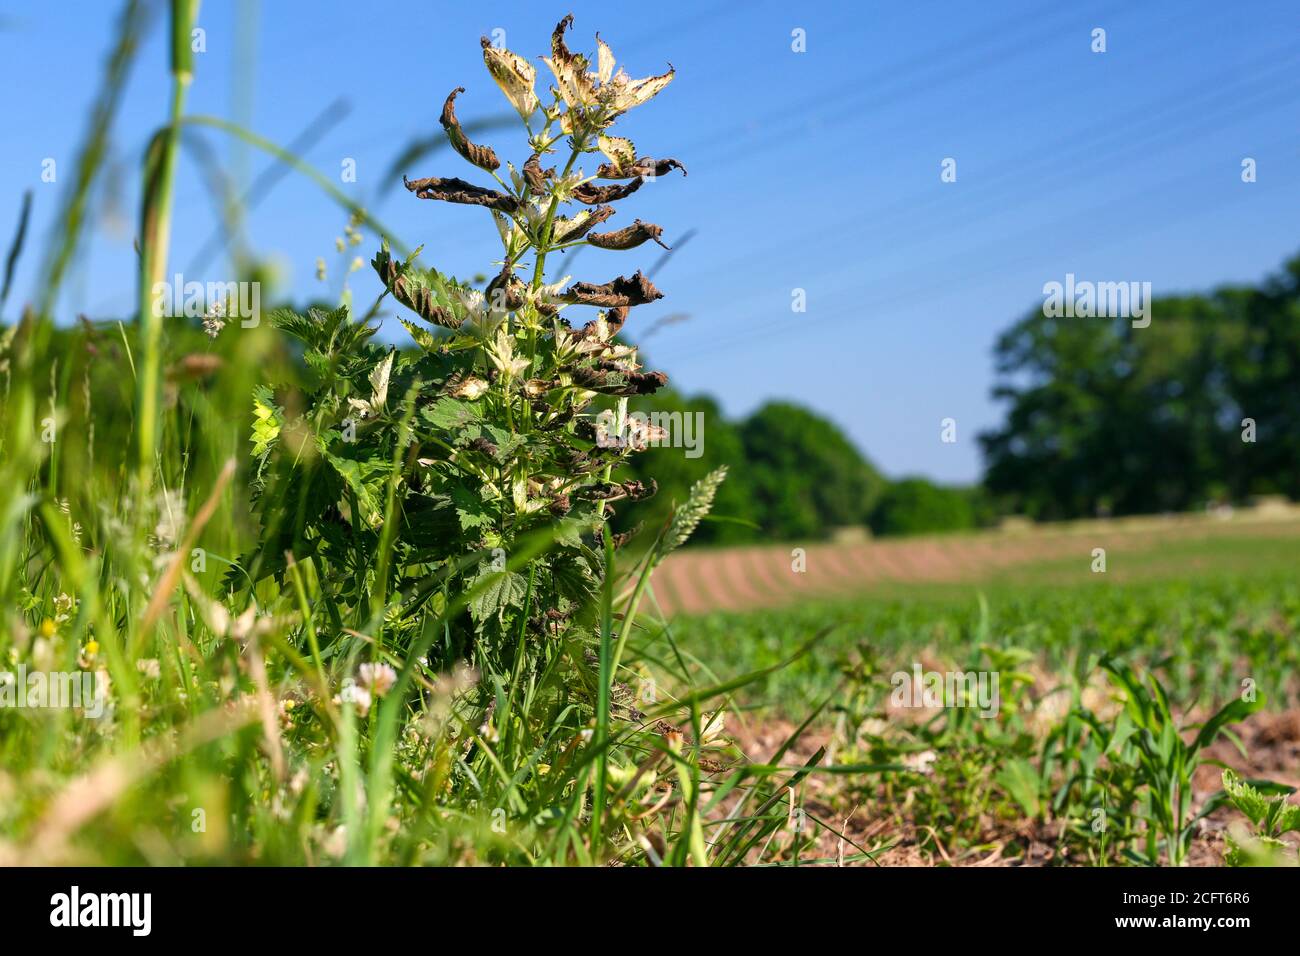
[722,708,1300,867]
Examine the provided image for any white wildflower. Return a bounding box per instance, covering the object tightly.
[358,662,398,698]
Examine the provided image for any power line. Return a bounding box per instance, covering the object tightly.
[660,10,1284,293]
[664,0,1142,165]
[666,127,1300,364]
[655,39,1300,312]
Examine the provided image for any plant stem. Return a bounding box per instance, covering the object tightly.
[529,146,582,289]
[135,0,200,491]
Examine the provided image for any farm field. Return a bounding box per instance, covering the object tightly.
[653,508,1300,614]
[4,2,1300,913]
[664,526,1300,865]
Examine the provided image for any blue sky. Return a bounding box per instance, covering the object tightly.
[2,0,1297,482]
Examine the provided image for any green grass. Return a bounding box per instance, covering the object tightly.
[659,540,1299,864]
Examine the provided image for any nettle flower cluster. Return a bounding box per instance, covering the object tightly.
[245,16,683,673]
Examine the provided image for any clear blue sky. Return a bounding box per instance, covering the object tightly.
[2,0,1297,482]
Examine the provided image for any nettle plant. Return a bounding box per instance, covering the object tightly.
[244,17,693,683]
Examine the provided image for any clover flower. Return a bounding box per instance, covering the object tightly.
[358,662,398,698]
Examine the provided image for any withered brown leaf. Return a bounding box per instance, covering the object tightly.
[580,478,659,501]
[551,13,583,71]
[440,87,501,172]
[572,366,669,396]
[596,157,687,180]
[523,153,555,195]
[559,271,663,308]
[403,175,519,212]
[544,14,595,111]
[553,205,615,244]
[587,219,668,251]
[571,178,643,205]
[487,265,561,316]
[604,306,629,333]
[578,305,628,340]
[485,266,526,312]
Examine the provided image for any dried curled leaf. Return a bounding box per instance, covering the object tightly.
[596,157,687,180]
[604,306,629,334]
[523,153,554,195]
[481,37,539,119]
[372,242,472,329]
[551,14,582,69]
[553,205,615,244]
[440,87,500,172]
[577,305,628,342]
[559,271,663,309]
[571,178,643,205]
[580,478,658,502]
[587,219,668,251]
[404,175,519,213]
[574,366,669,396]
[485,267,526,312]
[467,436,499,457]
[544,14,595,110]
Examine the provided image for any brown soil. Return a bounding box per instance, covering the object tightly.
[654,514,1300,616]
[720,708,1300,867]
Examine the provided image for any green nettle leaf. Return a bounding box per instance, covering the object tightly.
[272,304,377,354]
[250,385,282,458]
[323,449,389,520]
[468,567,529,625]
[451,482,494,531]
[483,424,525,460]
[550,552,597,605]
[423,396,484,431]
[1222,769,1272,826]
[399,317,439,351]
[553,515,592,549]
[1222,769,1300,836]
[267,306,320,345]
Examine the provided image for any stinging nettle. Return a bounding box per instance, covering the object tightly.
[242,14,692,679]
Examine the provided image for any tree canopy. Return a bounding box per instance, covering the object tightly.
[980,253,1300,519]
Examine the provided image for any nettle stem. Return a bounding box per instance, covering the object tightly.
[530,145,583,289]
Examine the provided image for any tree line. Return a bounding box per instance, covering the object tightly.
[17,250,1297,547]
[618,250,1300,542]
